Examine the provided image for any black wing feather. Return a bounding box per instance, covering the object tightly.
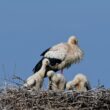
[32,58,44,73]
[85,82,91,90]
[32,57,60,74]
[40,48,51,56]
[49,58,62,66]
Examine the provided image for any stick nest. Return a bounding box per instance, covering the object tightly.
[0,87,110,110]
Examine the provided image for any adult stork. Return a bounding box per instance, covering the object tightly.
[33,36,84,74]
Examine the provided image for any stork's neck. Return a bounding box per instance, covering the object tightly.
[41,64,46,70]
[39,64,47,77]
[51,73,54,78]
[48,73,54,80]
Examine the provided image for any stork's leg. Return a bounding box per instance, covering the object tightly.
[61,69,64,74]
[48,79,52,90]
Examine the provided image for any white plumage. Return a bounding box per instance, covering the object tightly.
[47,70,66,91]
[45,36,83,70]
[45,43,68,60]
[24,58,50,90]
[66,81,74,90]
[66,73,91,92]
[33,36,84,73]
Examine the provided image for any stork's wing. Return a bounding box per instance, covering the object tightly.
[44,43,68,61]
[85,81,91,90]
[32,58,44,73]
[40,48,51,56]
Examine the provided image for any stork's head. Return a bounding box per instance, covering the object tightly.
[72,73,89,92]
[47,70,54,78]
[66,81,74,90]
[42,58,50,66]
[68,36,78,45]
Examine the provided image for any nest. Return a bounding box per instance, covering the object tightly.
[0,87,110,110]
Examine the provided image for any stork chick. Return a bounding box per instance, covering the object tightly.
[47,70,66,91]
[23,58,49,90]
[66,73,91,92]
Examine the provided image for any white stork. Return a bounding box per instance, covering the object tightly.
[23,58,50,90]
[33,36,84,74]
[47,70,66,91]
[66,73,91,92]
